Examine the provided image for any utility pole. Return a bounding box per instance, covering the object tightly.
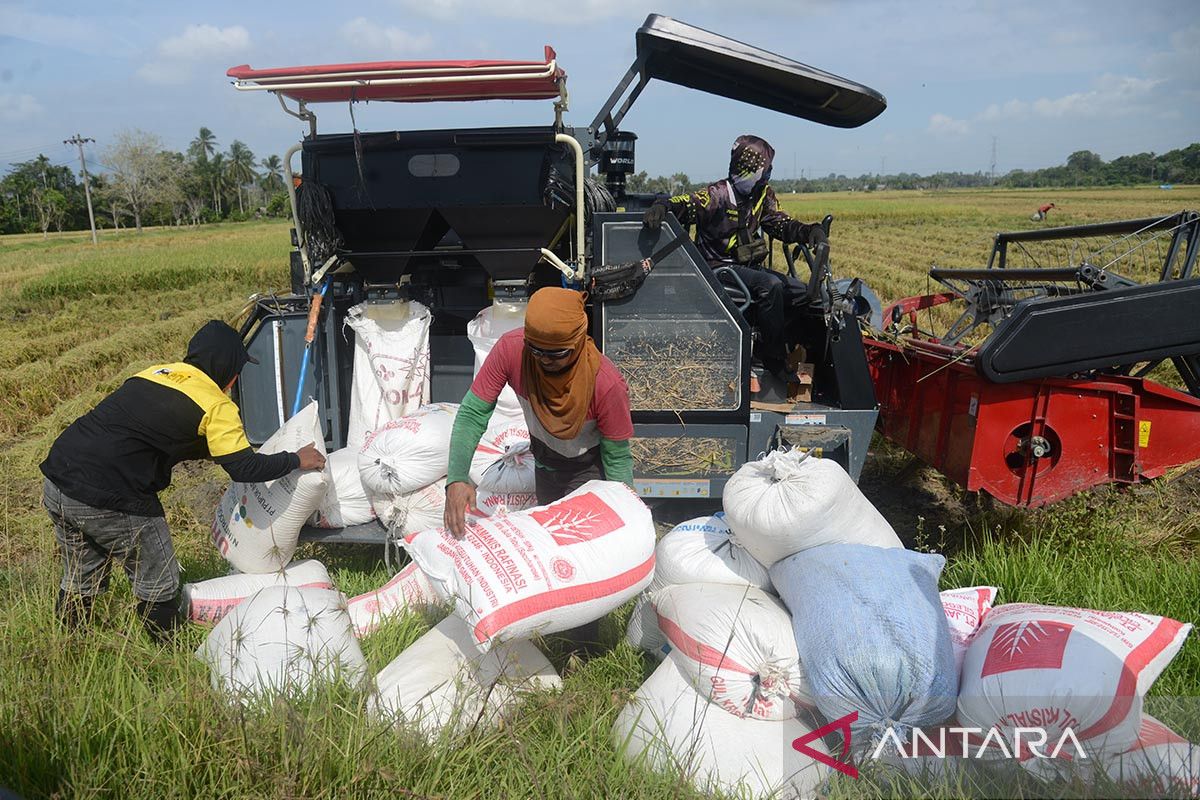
[990,136,998,184]
[64,134,98,245]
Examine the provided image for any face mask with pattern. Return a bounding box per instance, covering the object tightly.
[730,166,765,197]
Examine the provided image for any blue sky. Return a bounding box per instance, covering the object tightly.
[2,0,1197,181]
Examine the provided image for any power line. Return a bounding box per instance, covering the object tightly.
[65,134,99,245]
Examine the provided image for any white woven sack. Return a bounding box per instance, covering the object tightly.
[722,449,902,566]
[403,480,656,649]
[347,562,443,637]
[366,479,447,536]
[613,658,831,800]
[625,595,671,660]
[359,402,458,499]
[958,603,1192,758]
[1100,714,1199,796]
[655,513,771,591]
[469,422,531,485]
[310,448,375,529]
[183,559,333,624]
[345,300,432,449]
[474,489,538,517]
[198,586,367,701]
[211,402,328,573]
[471,428,537,517]
[654,583,813,721]
[625,514,770,660]
[467,305,525,422]
[369,614,561,742]
[940,586,999,677]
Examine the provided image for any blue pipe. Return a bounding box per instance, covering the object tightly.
[291,278,330,417]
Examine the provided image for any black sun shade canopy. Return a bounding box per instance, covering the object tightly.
[635,15,886,128]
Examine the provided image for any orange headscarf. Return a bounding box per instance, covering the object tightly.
[521,287,601,440]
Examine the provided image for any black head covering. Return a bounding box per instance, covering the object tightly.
[728,135,776,197]
[183,320,257,388]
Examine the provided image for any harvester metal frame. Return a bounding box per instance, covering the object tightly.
[866,211,1200,507]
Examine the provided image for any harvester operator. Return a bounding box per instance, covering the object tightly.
[443,286,635,539]
[40,320,326,642]
[642,134,828,382]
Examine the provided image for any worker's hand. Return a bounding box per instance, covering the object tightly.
[642,204,667,232]
[806,225,828,247]
[444,481,477,539]
[296,444,326,471]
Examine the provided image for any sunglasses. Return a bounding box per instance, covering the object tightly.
[526,343,573,359]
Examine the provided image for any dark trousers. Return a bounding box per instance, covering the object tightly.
[730,264,808,372]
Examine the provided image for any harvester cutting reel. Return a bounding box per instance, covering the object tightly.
[866,210,1200,507]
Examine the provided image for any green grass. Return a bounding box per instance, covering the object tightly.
[1,194,1198,799]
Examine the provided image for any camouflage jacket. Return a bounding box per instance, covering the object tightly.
[656,180,813,267]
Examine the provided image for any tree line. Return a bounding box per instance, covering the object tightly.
[0,128,289,237]
[4,134,1197,238]
[626,143,1200,195]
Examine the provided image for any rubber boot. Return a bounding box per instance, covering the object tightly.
[137,598,183,644]
[56,590,94,631]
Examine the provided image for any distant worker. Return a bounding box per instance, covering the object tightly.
[642,134,829,382]
[444,287,634,536]
[41,321,326,642]
[1032,202,1057,221]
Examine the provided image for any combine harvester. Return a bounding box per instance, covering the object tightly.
[865,211,1200,507]
[226,15,888,551]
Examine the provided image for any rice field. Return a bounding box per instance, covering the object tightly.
[1,187,1198,799]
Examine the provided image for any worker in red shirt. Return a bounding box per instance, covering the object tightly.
[443,286,634,535]
[1032,202,1056,221]
[442,287,634,655]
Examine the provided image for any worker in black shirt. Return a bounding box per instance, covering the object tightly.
[40,320,326,641]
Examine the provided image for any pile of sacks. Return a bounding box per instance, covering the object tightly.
[192,475,655,739]
[621,449,1196,798]
[191,396,657,741]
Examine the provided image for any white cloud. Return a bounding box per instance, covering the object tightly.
[339,17,432,55]
[980,99,1029,121]
[1031,75,1160,117]
[0,93,43,122]
[928,113,969,136]
[138,24,251,86]
[156,24,251,60]
[975,74,1162,124]
[391,0,652,24]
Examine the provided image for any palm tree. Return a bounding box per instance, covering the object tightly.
[260,155,283,192]
[225,140,258,215]
[208,152,226,215]
[189,127,217,162]
[189,128,219,213]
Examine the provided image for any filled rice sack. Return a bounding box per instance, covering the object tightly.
[369,614,561,741]
[310,447,375,529]
[198,586,367,701]
[722,449,901,567]
[183,559,333,624]
[654,582,813,721]
[211,401,328,573]
[359,402,457,499]
[345,300,432,449]
[403,480,655,648]
[957,602,1191,758]
[771,543,958,751]
[613,657,831,799]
